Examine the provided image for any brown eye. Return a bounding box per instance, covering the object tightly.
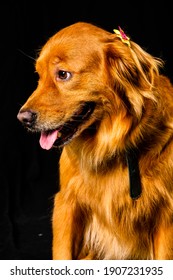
[56,70,72,81]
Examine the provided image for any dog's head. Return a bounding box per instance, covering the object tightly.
[17,22,163,152]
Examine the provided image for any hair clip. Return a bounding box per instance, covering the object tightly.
[113,26,131,47]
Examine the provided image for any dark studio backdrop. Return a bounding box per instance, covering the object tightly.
[0,1,173,260]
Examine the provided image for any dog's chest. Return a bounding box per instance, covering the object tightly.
[77,171,158,259]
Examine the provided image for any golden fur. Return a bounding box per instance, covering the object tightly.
[17,22,173,259]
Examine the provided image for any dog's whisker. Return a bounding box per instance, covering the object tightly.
[17,48,36,61]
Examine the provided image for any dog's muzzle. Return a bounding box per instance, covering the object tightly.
[17,102,96,149]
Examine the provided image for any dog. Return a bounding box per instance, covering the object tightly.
[17,22,173,260]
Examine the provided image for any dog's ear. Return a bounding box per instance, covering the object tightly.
[105,39,163,117]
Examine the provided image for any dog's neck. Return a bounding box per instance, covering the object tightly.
[65,140,142,200]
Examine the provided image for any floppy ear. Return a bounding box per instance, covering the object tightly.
[105,38,163,118]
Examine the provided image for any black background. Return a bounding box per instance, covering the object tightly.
[0,1,173,260]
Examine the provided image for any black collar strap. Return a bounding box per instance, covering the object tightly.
[126,149,142,200]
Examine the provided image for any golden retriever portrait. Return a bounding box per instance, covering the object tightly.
[17,22,173,260]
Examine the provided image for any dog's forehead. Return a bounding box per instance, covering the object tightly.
[38,22,112,61]
[35,22,116,74]
[53,22,111,42]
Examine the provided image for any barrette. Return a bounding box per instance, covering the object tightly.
[113,26,131,47]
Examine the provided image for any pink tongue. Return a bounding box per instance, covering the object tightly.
[39,130,58,150]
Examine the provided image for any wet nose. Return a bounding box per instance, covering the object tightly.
[17,109,37,127]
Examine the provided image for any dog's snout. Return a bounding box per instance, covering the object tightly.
[17,109,37,127]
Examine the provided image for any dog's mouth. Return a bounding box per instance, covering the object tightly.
[39,102,96,150]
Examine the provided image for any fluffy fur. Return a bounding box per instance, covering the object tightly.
[17,22,173,259]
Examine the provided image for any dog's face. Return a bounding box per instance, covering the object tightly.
[17,22,162,151]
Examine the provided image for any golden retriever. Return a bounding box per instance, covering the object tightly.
[17,22,173,260]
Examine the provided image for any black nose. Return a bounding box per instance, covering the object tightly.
[17,109,37,127]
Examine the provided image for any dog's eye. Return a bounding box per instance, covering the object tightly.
[56,70,72,81]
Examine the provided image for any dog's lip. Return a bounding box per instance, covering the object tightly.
[39,102,96,150]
